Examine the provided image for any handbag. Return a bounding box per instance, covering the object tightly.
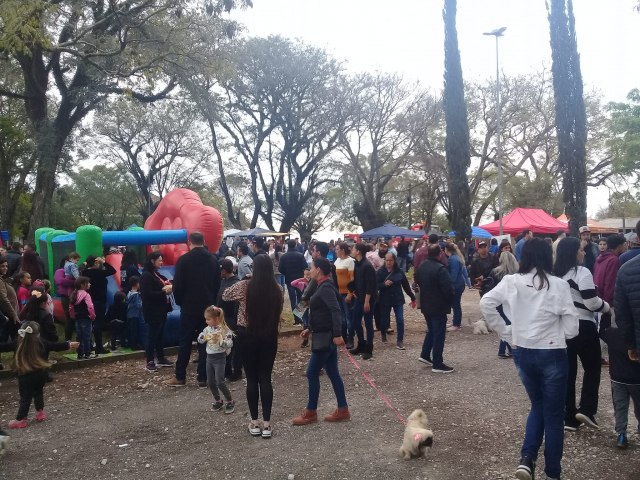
[311,330,333,352]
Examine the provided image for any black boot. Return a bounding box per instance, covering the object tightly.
[349,341,364,355]
[362,342,373,360]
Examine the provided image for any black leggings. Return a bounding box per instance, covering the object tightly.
[17,370,47,420]
[239,328,277,421]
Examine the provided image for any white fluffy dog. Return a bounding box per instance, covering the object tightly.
[399,409,434,460]
[472,319,490,335]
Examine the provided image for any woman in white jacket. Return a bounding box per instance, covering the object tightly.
[553,237,610,431]
[480,238,579,480]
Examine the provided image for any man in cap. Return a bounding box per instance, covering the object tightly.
[470,241,496,297]
[620,220,640,266]
[579,226,600,274]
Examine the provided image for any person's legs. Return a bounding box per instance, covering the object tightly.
[363,300,375,348]
[239,330,259,420]
[257,337,278,422]
[286,283,300,312]
[379,303,391,340]
[564,337,579,421]
[629,385,640,433]
[213,352,232,401]
[146,322,161,364]
[451,285,464,327]
[16,374,35,420]
[196,326,208,383]
[351,301,365,345]
[576,321,601,417]
[206,354,221,400]
[174,315,195,381]
[420,314,434,360]
[61,295,74,341]
[513,348,544,464]
[323,346,347,408]
[540,349,568,479]
[392,304,405,343]
[611,382,630,434]
[33,372,46,412]
[430,315,447,368]
[93,300,107,353]
[306,350,328,410]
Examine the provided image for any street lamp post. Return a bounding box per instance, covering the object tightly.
[483,27,506,236]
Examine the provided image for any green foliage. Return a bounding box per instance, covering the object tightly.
[50,165,143,231]
[607,89,640,178]
[0,0,52,55]
[504,173,564,216]
[595,190,640,219]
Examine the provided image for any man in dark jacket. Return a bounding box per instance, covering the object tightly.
[5,242,22,277]
[614,255,640,363]
[415,244,454,373]
[348,243,377,360]
[470,241,495,297]
[84,255,117,355]
[168,232,221,387]
[279,239,309,311]
[217,258,242,381]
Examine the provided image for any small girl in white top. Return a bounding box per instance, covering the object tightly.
[198,306,235,413]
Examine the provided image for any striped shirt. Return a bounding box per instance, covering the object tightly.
[561,266,609,323]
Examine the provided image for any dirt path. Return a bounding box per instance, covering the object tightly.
[1,290,638,479]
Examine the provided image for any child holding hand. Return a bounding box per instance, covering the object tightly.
[1,321,79,428]
[197,306,235,414]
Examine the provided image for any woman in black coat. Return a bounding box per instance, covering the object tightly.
[376,253,416,350]
[140,252,173,372]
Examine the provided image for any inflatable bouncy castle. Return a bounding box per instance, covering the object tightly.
[34,189,224,348]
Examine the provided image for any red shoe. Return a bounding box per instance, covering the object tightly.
[35,410,47,422]
[8,419,27,429]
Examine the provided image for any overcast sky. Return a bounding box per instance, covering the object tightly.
[229,1,640,232]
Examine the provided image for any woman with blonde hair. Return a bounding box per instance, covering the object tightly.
[487,251,520,358]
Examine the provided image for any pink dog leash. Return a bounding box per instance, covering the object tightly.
[341,345,407,425]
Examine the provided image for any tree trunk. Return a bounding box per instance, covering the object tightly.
[548,0,587,236]
[442,0,472,241]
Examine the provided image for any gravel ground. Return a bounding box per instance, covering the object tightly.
[1,290,638,480]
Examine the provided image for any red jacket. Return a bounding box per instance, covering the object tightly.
[593,251,620,305]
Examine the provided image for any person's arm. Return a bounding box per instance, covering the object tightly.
[479,279,512,342]
[102,261,116,276]
[84,293,96,320]
[577,270,609,313]
[197,328,207,344]
[301,279,318,302]
[462,265,472,288]
[400,274,416,302]
[0,280,19,324]
[41,313,59,342]
[221,280,245,302]
[319,284,344,341]
[172,257,184,305]
[221,331,234,349]
[558,281,580,340]
[140,272,167,304]
[377,268,390,290]
[0,340,16,353]
[43,339,77,353]
[614,270,637,353]
[438,265,454,306]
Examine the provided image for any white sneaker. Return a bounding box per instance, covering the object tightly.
[248,422,261,437]
[418,357,433,365]
[261,425,272,439]
[447,326,461,332]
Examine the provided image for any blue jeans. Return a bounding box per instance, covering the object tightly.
[275,273,285,289]
[306,344,347,410]
[380,304,405,342]
[512,348,568,479]
[397,256,407,272]
[352,300,375,346]
[451,284,464,327]
[420,314,447,367]
[76,318,92,357]
[339,294,354,342]
[286,283,301,312]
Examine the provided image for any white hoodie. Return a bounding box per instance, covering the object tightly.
[480,271,579,349]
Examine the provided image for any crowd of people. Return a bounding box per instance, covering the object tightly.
[1,221,640,479]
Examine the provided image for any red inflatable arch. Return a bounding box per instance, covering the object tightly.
[144,189,224,264]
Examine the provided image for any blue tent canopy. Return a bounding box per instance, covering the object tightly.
[360,224,425,239]
[447,226,492,239]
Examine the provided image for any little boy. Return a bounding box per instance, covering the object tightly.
[64,252,81,280]
[126,276,144,351]
[600,313,640,448]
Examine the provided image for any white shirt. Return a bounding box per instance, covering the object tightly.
[480,271,579,349]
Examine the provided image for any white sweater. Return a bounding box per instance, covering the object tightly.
[561,266,609,323]
[480,271,579,349]
[197,325,234,354]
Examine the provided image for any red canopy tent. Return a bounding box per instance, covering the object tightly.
[480,208,569,235]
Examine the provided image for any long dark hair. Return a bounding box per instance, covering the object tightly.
[13,321,50,374]
[143,252,162,272]
[553,237,580,278]
[20,250,43,281]
[245,254,283,337]
[519,237,552,290]
[19,286,47,322]
[70,276,90,304]
[122,249,138,267]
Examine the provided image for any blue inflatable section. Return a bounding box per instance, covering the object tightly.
[105,266,181,348]
[47,229,188,245]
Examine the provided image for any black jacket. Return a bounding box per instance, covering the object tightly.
[120,263,141,293]
[600,315,640,385]
[614,256,640,351]
[415,257,453,316]
[350,258,377,303]
[278,250,308,285]
[377,266,415,306]
[140,269,171,324]
[85,262,117,304]
[172,247,220,318]
[309,279,342,337]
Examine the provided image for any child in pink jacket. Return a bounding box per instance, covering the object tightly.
[69,277,96,359]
